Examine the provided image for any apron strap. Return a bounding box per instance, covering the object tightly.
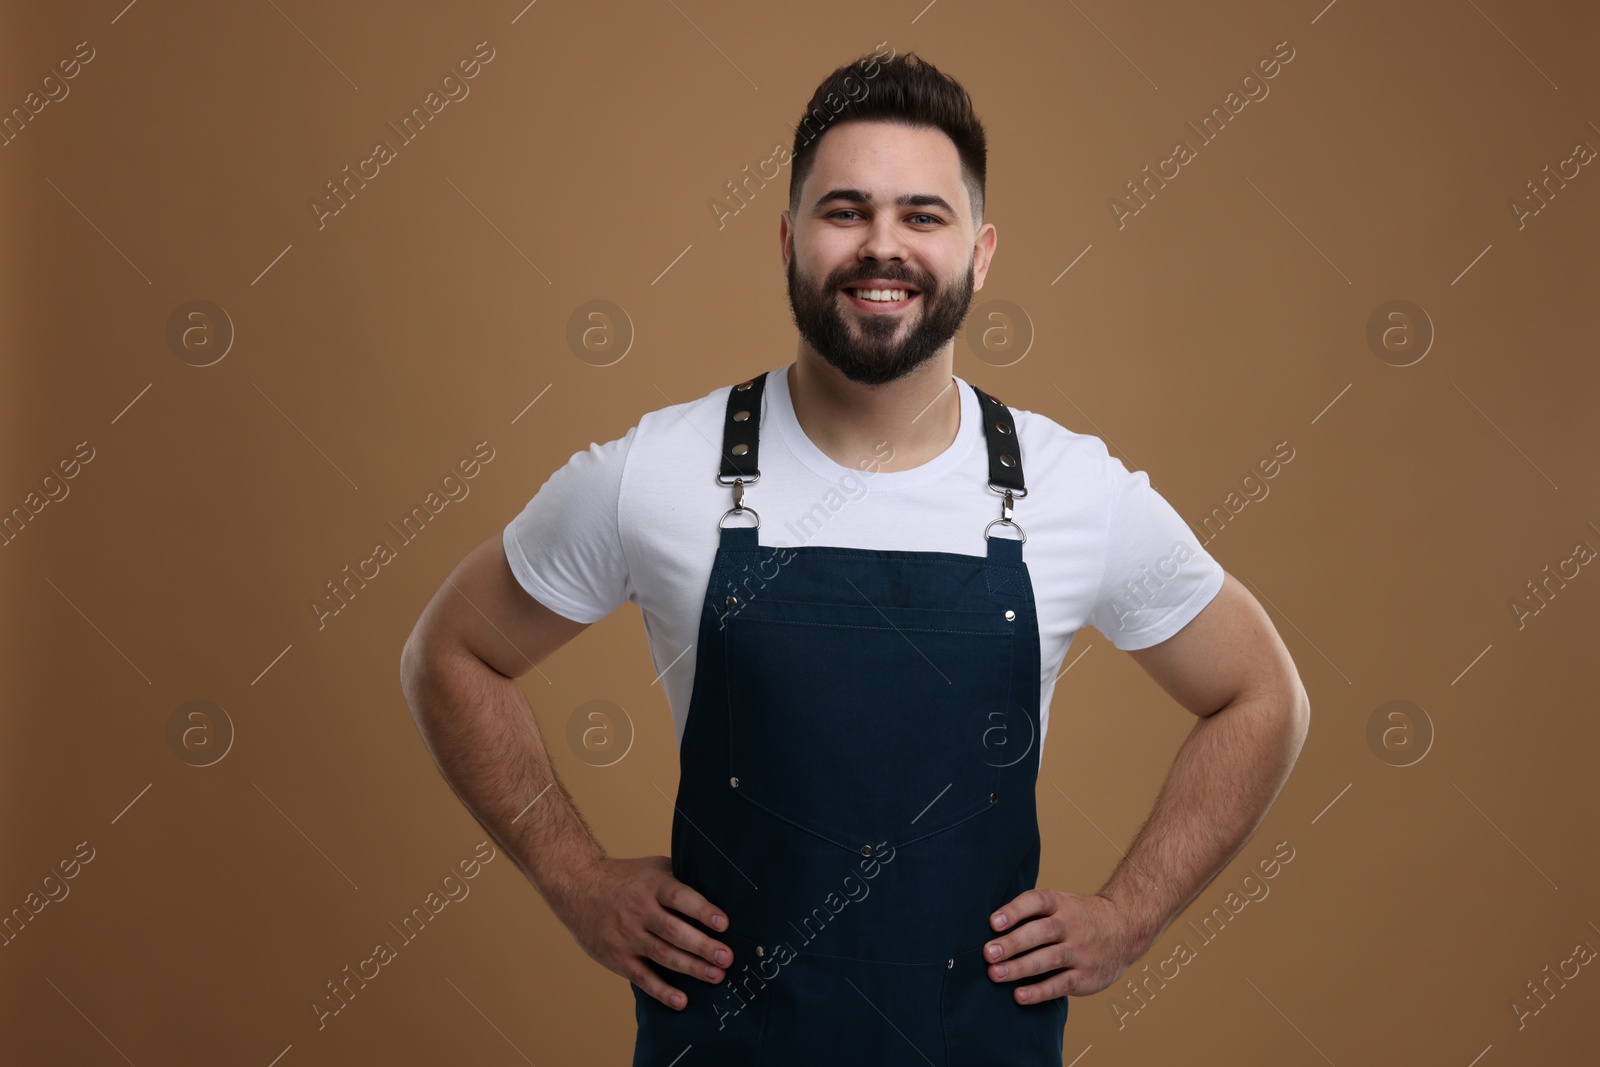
[714,370,1029,540]
[967,383,1026,496]
[718,373,768,484]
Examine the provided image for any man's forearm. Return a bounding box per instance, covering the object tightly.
[400,643,605,913]
[1097,686,1308,953]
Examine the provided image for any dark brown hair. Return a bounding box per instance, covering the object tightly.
[787,49,988,226]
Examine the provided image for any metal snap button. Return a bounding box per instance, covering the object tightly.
[726,595,739,608]
[989,792,998,803]
[733,409,750,422]
[755,944,765,957]
[1004,609,1015,621]
[730,776,740,788]
[947,958,955,969]
[732,443,749,456]
[996,421,1012,435]
[736,381,753,391]
[859,844,873,857]
[999,453,1015,468]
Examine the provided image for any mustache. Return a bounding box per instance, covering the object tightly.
[831,273,932,291]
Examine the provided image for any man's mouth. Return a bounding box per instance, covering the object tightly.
[841,286,921,306]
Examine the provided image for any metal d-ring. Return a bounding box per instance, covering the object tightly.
[719,505,761,529]
[984,516,1026,542]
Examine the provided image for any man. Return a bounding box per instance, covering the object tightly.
[401,49,1308,1065]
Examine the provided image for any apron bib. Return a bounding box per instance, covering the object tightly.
[631,370,1068,1065]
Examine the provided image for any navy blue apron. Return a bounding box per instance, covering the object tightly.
[631,370,1068,1065]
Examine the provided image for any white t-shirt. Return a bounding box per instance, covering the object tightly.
[502,361,1225,763]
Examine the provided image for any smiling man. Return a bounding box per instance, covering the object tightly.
[401,50,1309,1066]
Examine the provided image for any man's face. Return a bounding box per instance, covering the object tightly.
[782,120,993,387]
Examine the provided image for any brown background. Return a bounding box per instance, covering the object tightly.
[3,0,1597,1063]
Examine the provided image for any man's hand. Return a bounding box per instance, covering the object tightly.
[983,889,1143,1003]
[552,855,733,1011]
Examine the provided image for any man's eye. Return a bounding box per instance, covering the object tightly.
[909,214,939,225]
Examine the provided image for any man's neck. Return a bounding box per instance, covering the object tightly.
[786,352,961,473]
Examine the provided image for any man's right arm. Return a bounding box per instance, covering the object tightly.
[398,531,734,1010]
[400,531,604,910]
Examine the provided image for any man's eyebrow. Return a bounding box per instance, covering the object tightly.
[812,188,958,216]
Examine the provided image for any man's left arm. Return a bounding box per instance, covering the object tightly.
[984,571,1310,1002]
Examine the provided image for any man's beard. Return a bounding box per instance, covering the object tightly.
[785,255,975,386]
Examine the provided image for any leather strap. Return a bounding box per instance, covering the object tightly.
[716,370,1025,494]
[968,383,1026,495]
[717,373,768,482]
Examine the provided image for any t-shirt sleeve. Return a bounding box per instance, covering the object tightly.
[1085,446,1226,651]
[500,426,637,625]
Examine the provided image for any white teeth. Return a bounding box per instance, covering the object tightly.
[847,288,913,302]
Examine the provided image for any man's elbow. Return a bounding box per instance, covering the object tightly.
[1279,679,1311,761]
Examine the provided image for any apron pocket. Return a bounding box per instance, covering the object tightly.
[723,598,1013,852]
[940,944,1070,1065]
[631,931,768,1066]
[759,950,948,1065]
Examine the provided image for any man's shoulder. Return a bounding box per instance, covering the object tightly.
[996,397,1117,484]
[618,367,779,483]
